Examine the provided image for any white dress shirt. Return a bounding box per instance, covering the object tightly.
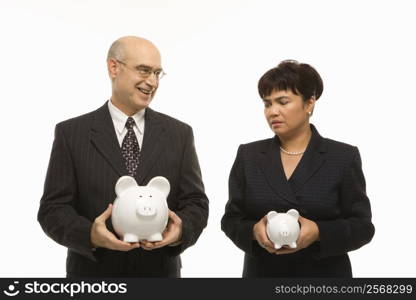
[107,100,145,148]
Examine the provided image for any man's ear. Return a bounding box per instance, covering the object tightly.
[107,58,119,80]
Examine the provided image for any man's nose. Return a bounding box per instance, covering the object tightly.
[145,73,158,87]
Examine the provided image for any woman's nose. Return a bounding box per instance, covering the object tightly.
[269,104,280,116]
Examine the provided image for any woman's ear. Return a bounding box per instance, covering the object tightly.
[306,96,316,115]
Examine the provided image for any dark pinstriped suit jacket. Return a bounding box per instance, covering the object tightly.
[38,102,209,277]
[221,124,374,277]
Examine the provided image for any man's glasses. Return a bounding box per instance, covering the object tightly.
[116,59,166,81]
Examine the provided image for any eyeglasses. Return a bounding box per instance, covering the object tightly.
[116,59,166,80]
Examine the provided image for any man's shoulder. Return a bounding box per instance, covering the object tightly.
[148,108,191,131]
[55,105,102,132]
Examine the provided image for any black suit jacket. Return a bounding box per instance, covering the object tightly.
[38,102,209,277]
[221,124,374,277]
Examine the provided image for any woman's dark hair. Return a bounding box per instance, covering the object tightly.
[258,59,323,101]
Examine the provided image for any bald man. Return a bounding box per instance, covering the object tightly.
[38,36,209,277]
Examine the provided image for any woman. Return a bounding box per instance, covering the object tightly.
[221,60,375,277]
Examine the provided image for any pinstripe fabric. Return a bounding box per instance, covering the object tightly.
[38,101,209,277]
[221,124,374,277]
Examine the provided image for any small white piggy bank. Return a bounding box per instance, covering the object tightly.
[111,176,170,243]
[266,209,300,249]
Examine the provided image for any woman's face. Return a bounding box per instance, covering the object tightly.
[263,89,314,136]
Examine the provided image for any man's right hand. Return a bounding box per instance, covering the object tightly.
[90,204,140,251]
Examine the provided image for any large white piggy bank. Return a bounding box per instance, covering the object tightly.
[111,176,170,243]
[266,209,300,249]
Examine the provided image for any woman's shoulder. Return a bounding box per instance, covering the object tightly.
[232,138,273,163]
[312,124,357,154]
[239,138,274,151]
[322,137,361,166]
[324,137,356,150]
[323,137,358,153]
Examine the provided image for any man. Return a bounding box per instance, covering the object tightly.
[38,36,209,277]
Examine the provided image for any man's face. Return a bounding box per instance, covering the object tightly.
[109,43,162,115]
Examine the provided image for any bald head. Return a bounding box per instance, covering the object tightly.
[107,36,162,115]
[107,36,160,62]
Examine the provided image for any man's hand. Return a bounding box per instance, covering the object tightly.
[274,216,320,255]
[141,210,183,250]
[253,215,277,254]
[90,204,140,251]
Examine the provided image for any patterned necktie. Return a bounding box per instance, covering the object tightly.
[121,117,140,177]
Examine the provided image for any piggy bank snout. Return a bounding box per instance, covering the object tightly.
[136,203,157,217]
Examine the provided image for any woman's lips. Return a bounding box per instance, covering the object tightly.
[271,121,283,127]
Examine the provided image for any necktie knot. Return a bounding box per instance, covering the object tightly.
[125,117,135,130]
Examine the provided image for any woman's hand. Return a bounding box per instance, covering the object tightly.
[253,214,320,255]
[274,216,320,255]
[253,216,278,254]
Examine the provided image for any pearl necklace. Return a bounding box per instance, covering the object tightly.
[280,146,305,156]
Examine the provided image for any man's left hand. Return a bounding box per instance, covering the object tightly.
[141,210,183,250]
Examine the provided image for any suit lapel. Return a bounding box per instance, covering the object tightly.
[289,124,327,194]
[90,103,166,184]
[136,108,166,184]
[260,136,298,206]
[90,102,126,177]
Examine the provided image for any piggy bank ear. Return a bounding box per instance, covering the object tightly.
[266,211,278,222]
[115,176,138,197]
[287,209,299,219]
[147,176,170,197]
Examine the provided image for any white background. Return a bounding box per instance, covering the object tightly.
[1,0,415,277]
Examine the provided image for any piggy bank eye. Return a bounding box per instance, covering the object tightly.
[149,195,152,198]
[139,195,142,198]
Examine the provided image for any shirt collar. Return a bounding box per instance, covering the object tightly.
[108,100,145,135]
